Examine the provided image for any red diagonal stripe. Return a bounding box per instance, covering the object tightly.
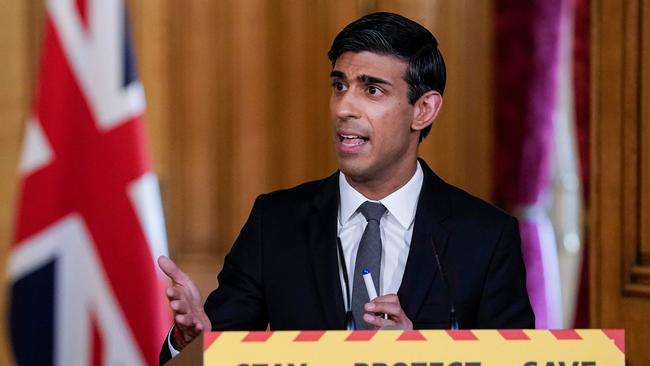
[446,330,478,340]
[293,330,326,342]
[90,313,103,366]
[345,330,377,341]
[242,331,273,342]
[397,330,426,341]
[498,329,530,340]
[203,332,221,351]
[550,329,582,340]
[75,0,89,30]
[602,329,625,353]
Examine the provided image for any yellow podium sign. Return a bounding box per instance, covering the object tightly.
[199,329,623,366]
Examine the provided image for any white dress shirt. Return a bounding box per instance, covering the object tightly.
[337,162,424,311]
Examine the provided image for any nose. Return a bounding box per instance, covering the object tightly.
[330,89,361,121]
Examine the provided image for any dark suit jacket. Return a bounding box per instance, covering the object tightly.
[160,160,534,364]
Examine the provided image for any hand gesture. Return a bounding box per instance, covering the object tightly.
[158,256,211,348]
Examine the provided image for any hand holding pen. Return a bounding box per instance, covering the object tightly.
[361,268,413,330]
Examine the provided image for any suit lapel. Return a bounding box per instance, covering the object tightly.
[398,159,451,320]
[307,172,346,329]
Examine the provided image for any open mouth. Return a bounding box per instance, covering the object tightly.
[338,134,369,146]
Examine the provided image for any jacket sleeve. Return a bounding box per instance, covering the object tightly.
[476,216,535,328]
[203,194,269,330]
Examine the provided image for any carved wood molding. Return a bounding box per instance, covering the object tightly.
[626,265,650,296]
[620,0,650,298]
[591,0,650,307]
[593,0,650,297]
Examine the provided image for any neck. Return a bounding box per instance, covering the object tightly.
[345,160,418,201]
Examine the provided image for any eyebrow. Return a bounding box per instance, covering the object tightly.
[330,70,393,86]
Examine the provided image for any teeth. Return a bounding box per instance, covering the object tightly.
[337,133,368,145]
[341,138,366,146]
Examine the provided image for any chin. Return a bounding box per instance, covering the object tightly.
[337,158,373,181]
[336,158,358,176]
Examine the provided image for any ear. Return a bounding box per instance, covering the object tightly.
[411,91,443,132]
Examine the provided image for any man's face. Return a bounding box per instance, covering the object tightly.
[330,51,419,185]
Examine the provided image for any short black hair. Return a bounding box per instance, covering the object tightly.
[328,12,446,142]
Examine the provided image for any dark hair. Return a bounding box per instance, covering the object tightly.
[328,12,446,142]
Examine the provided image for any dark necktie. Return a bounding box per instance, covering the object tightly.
[351,201,386,330]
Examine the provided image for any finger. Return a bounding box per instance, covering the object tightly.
[170,299,190,315]
[175,320,203,342]
[165,287,177,300]
[197,310,212,331]
[371,293,399,303]
[365,301,402,316]
[160,257,203,302]
[175,313,196,328]
[363,311,413,330]
[168,284,201,308]
[165,286,187,301]
[158,256,190,284]
[362,312,394,328]
[194,320,204,332]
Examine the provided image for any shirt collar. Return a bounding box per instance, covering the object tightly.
[338,161,424,229]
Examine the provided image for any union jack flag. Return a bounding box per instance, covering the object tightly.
[8,1,170,365]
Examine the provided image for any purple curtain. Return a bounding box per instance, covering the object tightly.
[494,0,569,328]
[572,0,590,328]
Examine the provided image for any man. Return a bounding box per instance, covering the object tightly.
[158,11,534,364]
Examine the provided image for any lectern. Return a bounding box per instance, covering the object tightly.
[165,329,624,365]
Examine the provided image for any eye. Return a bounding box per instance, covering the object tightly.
[367,86,383,96]
[332,81,347,92]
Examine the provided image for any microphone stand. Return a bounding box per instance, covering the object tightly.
[431,238,460,330]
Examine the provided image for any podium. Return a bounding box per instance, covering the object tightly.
[166,329,624,365]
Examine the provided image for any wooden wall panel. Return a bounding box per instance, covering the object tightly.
[0,1,31,364]
[0,2,495,363]
[591,0,650,364]
[643,0,650,262]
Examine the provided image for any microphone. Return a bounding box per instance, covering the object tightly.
[431,238,460,330]
[336,237,355,330]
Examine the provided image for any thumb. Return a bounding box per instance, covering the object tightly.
[157,255,189,284]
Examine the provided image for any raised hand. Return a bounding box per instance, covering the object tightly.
[158,256,211,349]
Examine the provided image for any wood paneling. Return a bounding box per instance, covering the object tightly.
[0,2,494,363]
[640,0,650,274]
[0,1,31,364]
[591,0,650,363]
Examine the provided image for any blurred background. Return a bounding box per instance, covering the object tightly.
[1,0,649,365]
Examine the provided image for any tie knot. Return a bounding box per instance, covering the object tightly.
[358,201,386,222]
